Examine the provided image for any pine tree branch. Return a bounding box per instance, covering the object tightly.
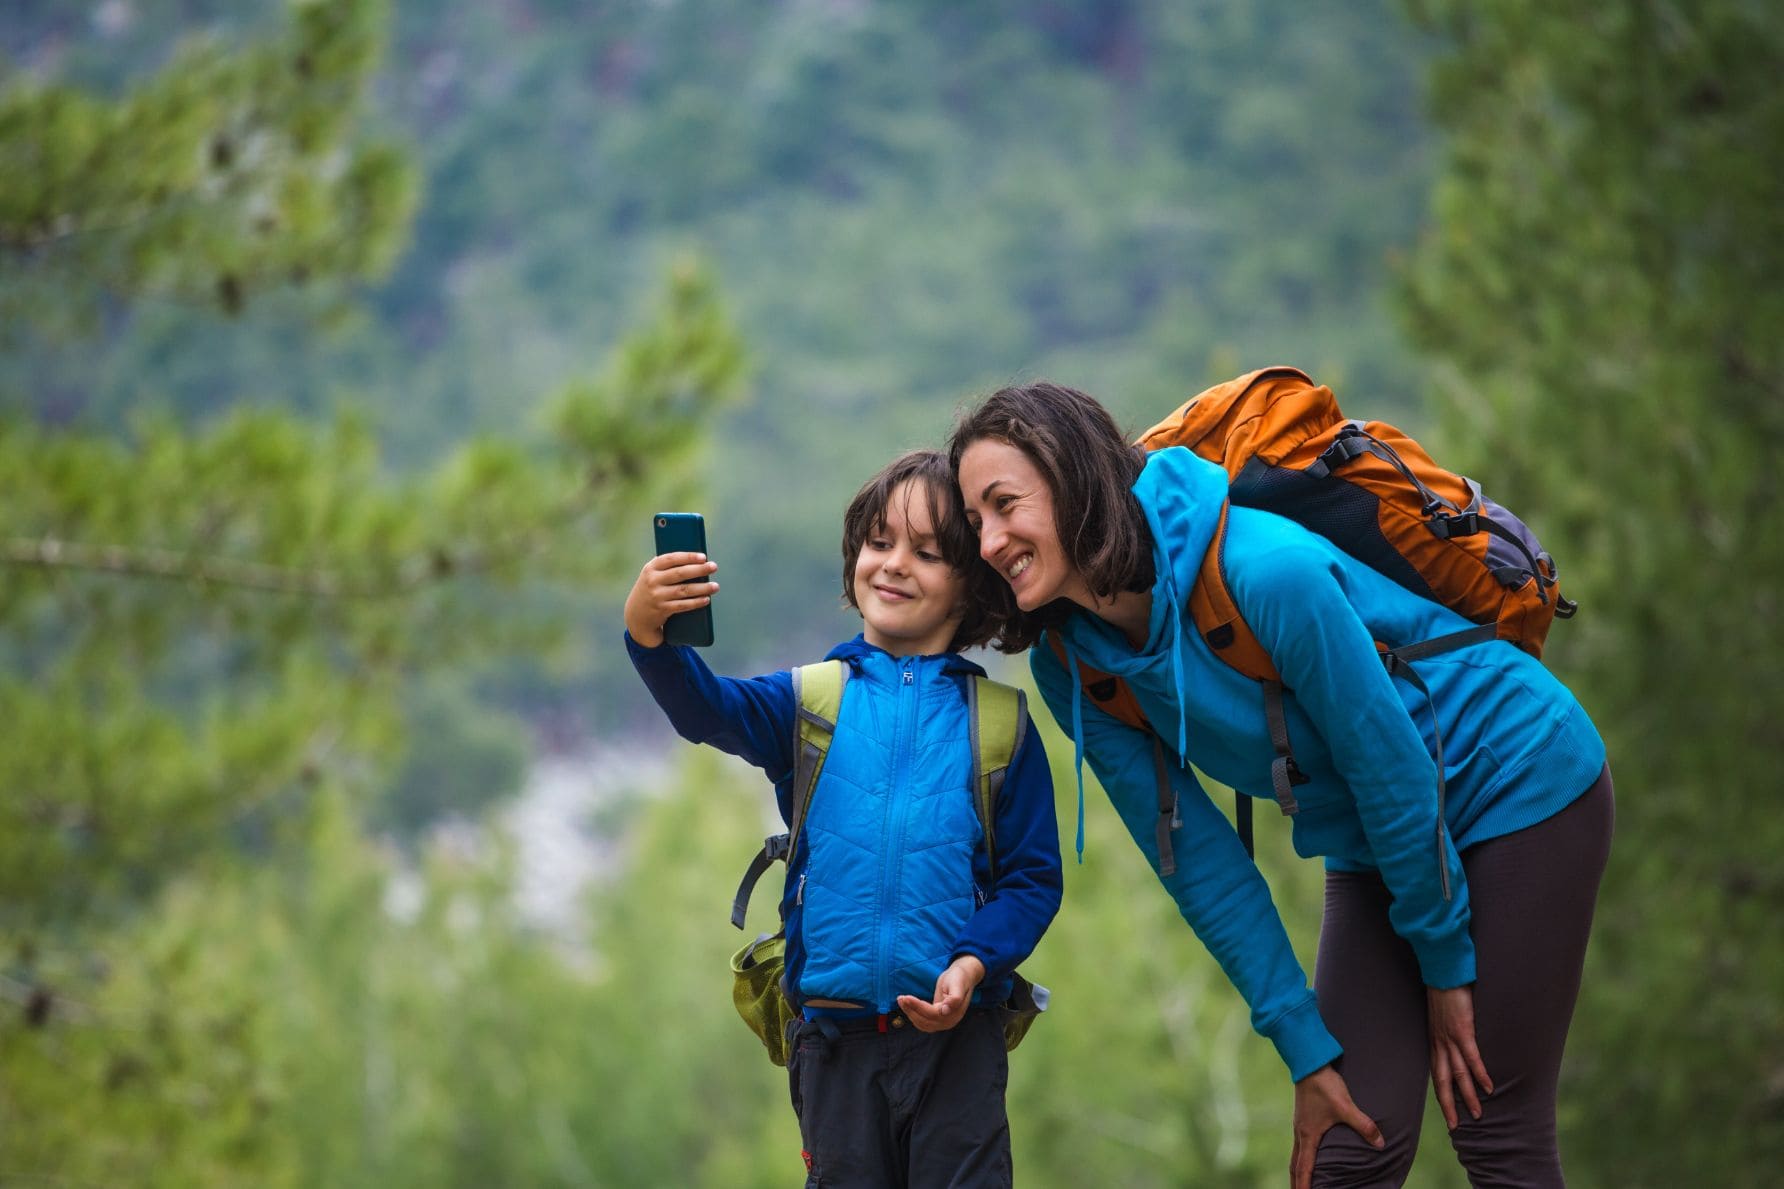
[1,498,596,600]
[3,535,368,596]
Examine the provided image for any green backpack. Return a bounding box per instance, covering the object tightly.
[728,659,1050,1066]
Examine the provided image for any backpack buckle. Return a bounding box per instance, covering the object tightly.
[1316,433,1371,472]
[1429,510,1480,538]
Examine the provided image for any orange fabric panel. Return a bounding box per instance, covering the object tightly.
[1187,506,1279,684]
[1046,635,1150,732]
[1136,366,1336,477]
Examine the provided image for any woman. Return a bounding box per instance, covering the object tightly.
[949,381,1613,1188]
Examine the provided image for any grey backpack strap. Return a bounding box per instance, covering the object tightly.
[1262,680,1306,820]
[1374,626,1494,904]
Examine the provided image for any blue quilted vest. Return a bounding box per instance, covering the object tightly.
[787,648,985,1012]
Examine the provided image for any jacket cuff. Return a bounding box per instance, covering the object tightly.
[1415,935,1477,990]
[1269,998,1344,1083]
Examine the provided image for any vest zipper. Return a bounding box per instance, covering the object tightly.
[876,660,918,1010]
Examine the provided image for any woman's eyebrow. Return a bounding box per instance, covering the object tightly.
[974,479,1007,502]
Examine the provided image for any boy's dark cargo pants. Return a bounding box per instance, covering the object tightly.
[788,1006,1010,1188]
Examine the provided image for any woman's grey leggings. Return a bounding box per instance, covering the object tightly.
[1311,765,1615,1188]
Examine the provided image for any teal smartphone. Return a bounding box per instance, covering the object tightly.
[652,512,714,647]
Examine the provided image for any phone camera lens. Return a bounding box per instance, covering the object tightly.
[656,517,667,528]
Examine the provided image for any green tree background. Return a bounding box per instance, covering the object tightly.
[1,0,1776,1185]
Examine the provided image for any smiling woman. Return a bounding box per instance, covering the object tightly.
[948,381,1614,1189]
[954,382,1156,646]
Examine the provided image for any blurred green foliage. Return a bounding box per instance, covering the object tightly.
[1,0,1774,1184]
[1403,1,1784,1182]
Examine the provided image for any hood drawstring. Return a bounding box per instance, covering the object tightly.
[1164,578,1190,764]
[1062,634,1088,864]
[1153,537,1192,767]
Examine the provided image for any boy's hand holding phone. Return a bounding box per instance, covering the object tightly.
[624,552,718,647]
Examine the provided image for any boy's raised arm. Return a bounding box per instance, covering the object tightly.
[624,554,797,781]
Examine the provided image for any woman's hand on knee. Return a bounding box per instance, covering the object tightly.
[1290,1064,1383,1189]
[1427,983,1493,1129]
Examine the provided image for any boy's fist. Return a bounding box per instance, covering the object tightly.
[623,552,718,647]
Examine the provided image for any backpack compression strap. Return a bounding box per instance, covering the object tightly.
[729,660,847,929]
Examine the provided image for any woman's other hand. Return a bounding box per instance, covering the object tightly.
[1428,983,1493,1129]
[1291,1064,1383,1189]
[622,552,717,647]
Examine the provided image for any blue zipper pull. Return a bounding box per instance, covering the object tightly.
[903,668,913,685]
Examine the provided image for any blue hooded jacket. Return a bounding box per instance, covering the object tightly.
[1031,447,1604,1080]
[628,632,1063,1015]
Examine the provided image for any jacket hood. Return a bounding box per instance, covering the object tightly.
[824,633,989,678]
[1050,446,1229,859]
[1131,447,1228,645]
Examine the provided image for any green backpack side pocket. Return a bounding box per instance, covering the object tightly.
[730,931,797,1067]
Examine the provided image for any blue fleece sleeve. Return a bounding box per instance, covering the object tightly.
[951,722,1063,981]
[1238,545,1475,989]
[1030,646,1342,1082]
[623,631,797,784]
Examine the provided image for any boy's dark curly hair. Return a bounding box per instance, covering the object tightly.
[840,449,1017,653]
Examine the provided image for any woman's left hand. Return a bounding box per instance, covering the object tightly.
[1427,984,1493,1129]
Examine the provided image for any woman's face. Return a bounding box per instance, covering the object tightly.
[957,437,1089,612]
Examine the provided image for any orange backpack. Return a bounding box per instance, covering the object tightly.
[1051,366,1574,880]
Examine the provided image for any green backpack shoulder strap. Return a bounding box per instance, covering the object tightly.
[967,674,1028,882]
[787,660,847,856]
[729,660,848,929]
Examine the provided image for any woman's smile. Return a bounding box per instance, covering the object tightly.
[957,438,1088,611]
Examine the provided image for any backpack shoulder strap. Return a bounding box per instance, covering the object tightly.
[788,660,847,857]
[967,674,1028,882]
[1044,634,1149,730]
[1187,502,1280,685]
[729,659,848,929]
[1186,504,1307,854]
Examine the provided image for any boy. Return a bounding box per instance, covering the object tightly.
[624,450,1062,1188]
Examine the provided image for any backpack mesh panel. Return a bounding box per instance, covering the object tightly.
[1231,462,1440,602]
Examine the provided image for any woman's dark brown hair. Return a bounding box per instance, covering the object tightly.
[840,449,1017,653]
[947,381,1153,653]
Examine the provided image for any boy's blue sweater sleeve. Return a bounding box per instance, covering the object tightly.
[1030,645,1342,1083]
[950,723,1063,981]
[1237,546,1474,989]
[623,631,796,785]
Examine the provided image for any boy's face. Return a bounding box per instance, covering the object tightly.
[852,479,968,657]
